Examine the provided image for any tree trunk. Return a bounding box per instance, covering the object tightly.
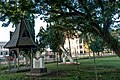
[30,48,33,69]
[88,50,91,59]
[68,36,72,57]
[91,21,120,57]
[113,47,120,56]
[59,52,62,62]
[93,52,98,80]
[102,31,120,57]
[53,52,56,62]
[97,52,100,56]
[106,40,120,57]
[56,52,59,76]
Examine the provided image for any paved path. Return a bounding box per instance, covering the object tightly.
[5,66,31,73]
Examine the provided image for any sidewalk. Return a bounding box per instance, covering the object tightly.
[5,66,31,73]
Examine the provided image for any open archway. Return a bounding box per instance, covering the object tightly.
[9,50,17,58]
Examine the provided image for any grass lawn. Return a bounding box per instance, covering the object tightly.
[0,55,120,80]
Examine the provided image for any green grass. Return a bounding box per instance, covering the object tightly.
[78,56,120,80]
[0,55,120,80]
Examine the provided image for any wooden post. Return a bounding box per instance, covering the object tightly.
[17,48,20,70]
[14,53,17,69]
[93,52,98,80]
[8,57,11,70]
[31,47,33,69]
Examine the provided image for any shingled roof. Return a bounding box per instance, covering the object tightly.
[4,19,36,48]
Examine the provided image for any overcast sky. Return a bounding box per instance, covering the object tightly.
[0,17,47,42]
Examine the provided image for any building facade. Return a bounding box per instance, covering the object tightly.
[64,33,86,57]
[0,42,9,58]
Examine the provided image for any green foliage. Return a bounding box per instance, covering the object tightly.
[111,29,120,41]
[46,27,64,52]
[36,27,48,52]
[0,0,36,25]
[0,0,36,41]
[90,39,104,52]
[37,0,120,56]
[0,0,120,56]
[37,26,64,52]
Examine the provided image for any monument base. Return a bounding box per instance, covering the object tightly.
[59,62,80,65]
[31,68,47,73]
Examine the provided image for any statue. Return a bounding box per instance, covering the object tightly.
[32,51,47,73]
[35,51,41,60]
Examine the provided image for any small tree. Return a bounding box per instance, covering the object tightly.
[36,27,47,53]
[36,26,65,62]
[90,38,104,56]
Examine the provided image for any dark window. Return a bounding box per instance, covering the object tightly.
[10,50,17,58]
[22,31,30,37]
[80,45,82,48]
[1,52,3,55]
[80,51,83,54]
[22,32,27,37]
[6,52,8,55]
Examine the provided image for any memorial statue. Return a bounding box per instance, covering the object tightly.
[32,51,47,73]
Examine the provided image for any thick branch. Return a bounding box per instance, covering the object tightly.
[103,18,112,32]
[63,3,87,17]
[78,0,91,18]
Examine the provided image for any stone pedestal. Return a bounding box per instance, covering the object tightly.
[63,57,66,63]
[31,68,47,73]
[31,57,47,73]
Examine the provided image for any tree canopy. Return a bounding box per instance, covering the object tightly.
[37,26,64,53]
[0,0,36,40]
[37,0,120,56]
[0,0,120,56]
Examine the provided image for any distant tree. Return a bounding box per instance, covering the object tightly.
[36,25,65,62]
[90,36,104,56]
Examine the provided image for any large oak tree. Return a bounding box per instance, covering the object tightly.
[37,0,120,56]
[0,0,120,56]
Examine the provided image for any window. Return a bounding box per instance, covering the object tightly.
[77,46,78,49]
[22,31,30,37]
[1,46,2,49]
[77,51,78,54]
[5,52,8,55]
[1,52,3,55]
[80,51,83,54]
[80,45,82,48]
[76,40,78,44]
[22,32,27,37]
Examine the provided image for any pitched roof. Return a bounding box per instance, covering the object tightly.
[4,19,36,48]
[0,42,7,46]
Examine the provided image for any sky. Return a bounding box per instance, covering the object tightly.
[0,17,47,42]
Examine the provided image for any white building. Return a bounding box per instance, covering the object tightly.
[64,33,85,57]
[0,42,9,58]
